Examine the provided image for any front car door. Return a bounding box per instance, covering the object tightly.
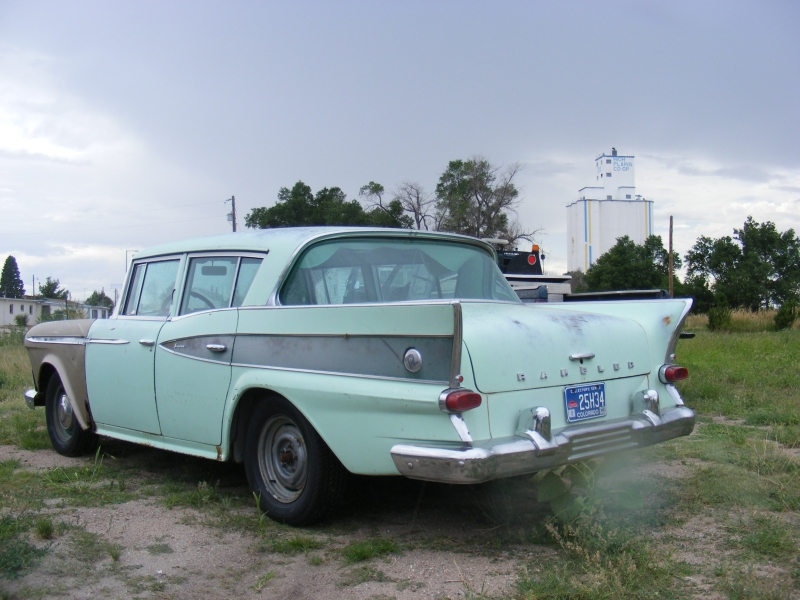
[85,257,182,434]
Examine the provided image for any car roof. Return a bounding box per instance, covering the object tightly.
[133,227,495,260]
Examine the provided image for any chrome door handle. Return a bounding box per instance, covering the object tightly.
[139,339,155,347]
[206,344,227,352]
[569,352,595,360]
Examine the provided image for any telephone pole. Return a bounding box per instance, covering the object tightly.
[225,196,237,232]
[668,215,674,299]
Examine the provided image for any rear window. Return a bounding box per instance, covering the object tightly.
[280,238,519,305]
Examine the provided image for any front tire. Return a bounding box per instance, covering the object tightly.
[244,398,347,526]
[45,373,98,457]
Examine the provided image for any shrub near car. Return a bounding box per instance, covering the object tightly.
[24,227,694,524]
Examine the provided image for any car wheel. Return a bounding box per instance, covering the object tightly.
[45,373,98,457]
[244,398,348,526]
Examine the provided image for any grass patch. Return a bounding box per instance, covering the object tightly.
[271,534,323,555]
[339,566,391,587]
[71,529,123,563]
[727,514,796,558]
[0,514,47,579]
[675,329,800,422]
[251,570,276,592]
[341,537,400,564]
[146,542,173,555]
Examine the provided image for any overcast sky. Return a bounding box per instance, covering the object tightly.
[1,0,798,301]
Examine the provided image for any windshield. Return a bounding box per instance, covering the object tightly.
[280,237,520,305]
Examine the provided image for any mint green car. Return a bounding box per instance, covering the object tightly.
[24,227,694,524]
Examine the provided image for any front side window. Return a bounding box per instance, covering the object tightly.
[123,259,180,317]
[280,238,519,305]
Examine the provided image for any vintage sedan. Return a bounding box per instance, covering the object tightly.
[24,227,694,524]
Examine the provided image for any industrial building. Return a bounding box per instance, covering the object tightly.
[566,149,654,273]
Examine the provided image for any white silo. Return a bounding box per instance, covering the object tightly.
[566,148,654,272]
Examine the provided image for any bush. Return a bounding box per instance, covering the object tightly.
[13,314,28,328]
[708,296,731,331]
[774,300,797,331]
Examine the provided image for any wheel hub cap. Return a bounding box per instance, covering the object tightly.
[57,394,74,430]
[258,416,307,503]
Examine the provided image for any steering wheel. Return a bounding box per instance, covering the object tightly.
[190,290,216,310]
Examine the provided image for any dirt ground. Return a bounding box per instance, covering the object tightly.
[0,443,538,599]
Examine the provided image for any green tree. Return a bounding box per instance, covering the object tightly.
[584,235,681,292]
[684,217,800,311]
[359,182,413,229]
[0,256,25,298]
[434,158,524,240]
[39,277,68,299]
[86,288,115,310]
[245,181,409,229]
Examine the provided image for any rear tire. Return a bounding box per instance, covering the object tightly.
[244,397,348,526]
[45,373,98,457]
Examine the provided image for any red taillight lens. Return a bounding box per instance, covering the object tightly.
[443,390,482,412]
[662,365,689,383]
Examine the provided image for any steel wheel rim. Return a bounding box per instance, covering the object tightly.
[54,390,74,443]
[257,415,307,504]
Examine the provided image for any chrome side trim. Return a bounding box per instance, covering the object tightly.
[159,345,231,366]
[26,336,86,345]
[390,406,695,484]
[449,301,463,388]
[85,338,130,345]
[449,414,473,443]
[230,361,448,385]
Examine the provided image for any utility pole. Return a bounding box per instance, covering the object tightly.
[668,215,674,299]
[225,196,237,232]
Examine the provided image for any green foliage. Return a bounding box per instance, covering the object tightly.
[272,534,323,555]
[435,158,521,239]
[0,256,25,298]
[341,537,399,563]
[707,295,732,331]
[13,314,28,328]
[774,299,797,330]
[685,216,800,312]
[38,276,67,299]
[245,180,410,229]
[86,288,114,311]
[583,235,680,292]
[39,306,86,323]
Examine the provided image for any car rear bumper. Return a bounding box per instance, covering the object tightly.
[390,406,695,484]
[24,388,43,409]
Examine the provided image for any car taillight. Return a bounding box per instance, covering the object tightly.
[440,390,482,413]
[659,365,689,383]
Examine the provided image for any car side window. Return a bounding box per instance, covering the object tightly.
[231,257,263,307]
[134,260,181,317]
[180,257,238,315]
[123,263,146,315]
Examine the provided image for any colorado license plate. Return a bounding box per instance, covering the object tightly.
[564,383,606,423]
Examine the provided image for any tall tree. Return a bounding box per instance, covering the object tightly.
[435,158,530,241]
[86,288,115,310]
[358,182,413,229]
[39,277,68,299]
[0,256,25,298]
[391,182,437,230]
[685,217,800,310]
[584,235,681,292]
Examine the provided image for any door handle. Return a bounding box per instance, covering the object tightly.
[139,339,155,347]
[206,344,227,352]
[569,352,595,361]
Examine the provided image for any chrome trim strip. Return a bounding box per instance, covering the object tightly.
[26,336,86,345]
[242,299,521,311]
[168,307,239,322]
[234,332,451,339]
[449,413,472,443]
[230,361,448,385]
[666,299,694,363]
[159,345,231,366]
[85,338,130,345]
[449,301,463,388]
[390,406,695,484]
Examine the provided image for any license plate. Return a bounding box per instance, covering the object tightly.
[564,383,606,423]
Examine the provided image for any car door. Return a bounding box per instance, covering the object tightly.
[155,254,263,445]
[85,257,182,434]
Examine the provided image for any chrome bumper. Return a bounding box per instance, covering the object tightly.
[390,406,695,484]
[24,389,41,409]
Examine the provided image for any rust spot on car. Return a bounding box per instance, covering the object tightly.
[663,316,672,326]
[216,446,223,461]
